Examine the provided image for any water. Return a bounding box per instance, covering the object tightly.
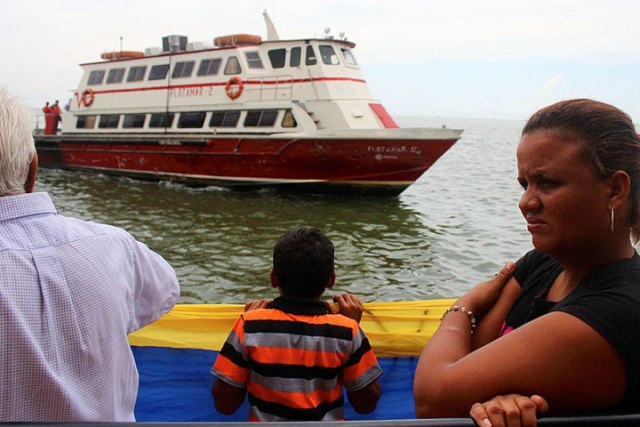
[34,117,533,304]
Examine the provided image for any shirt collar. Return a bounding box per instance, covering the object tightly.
[270,295,331,315]
[0,192,56,223]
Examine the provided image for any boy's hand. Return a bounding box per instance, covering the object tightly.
[332,293,363,323]
[244,299,271,312]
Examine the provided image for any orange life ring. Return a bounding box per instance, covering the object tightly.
[81,89,95,107]
[225,77,244,100]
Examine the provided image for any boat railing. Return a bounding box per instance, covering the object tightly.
[2,414,640,426]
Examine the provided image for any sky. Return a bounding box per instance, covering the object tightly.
[2,0,640,120]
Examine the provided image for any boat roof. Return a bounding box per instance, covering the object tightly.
[82,37,356,66]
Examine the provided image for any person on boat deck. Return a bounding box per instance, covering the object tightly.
[50,99,62,134]
[0,87,180,422]
[42,101,54,135]
[211,226,382,422]
[414,99,640,427]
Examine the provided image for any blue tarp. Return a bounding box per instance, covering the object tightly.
[133,346,418,422]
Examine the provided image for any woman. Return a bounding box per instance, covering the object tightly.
[414,99,640,427]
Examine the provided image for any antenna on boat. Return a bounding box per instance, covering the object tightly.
[263,10,280,41]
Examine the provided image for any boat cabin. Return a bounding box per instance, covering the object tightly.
[63,31,396,137]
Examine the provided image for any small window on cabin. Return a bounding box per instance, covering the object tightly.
[178,111,206,128]
[319,45,339,65]
[172,61,195,78]
[305,45,317,65]
[87,70,105,85]
[149,112,175,128]
[245,52,264,69]
[209,111,240,128]
[268,49,286,69]
[106,68,125,84]
[244,110,278,127]
[149,64,170,80]
[76,115,96,129]
[123,114,146,128]
[127,66,147,82]
[224,56,242,75]
[341,48,357,66]
[281,110,297,128]
[290,47,301,67]
[198,58,221,76]
[98,114,120,129]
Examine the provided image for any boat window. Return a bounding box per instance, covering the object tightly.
[98,114,120,128]
[224,56,242,75]
[197,58,221,76]
[172,61,195,78]
[123,114,146,128]
[149,64,170,80]
[281,110,297,128]
[87,70,105,85]
[245,52,264,69]
[209,111,240,127]
[106,68,125,84]
[341,48,357,66]
[149,112,175,128]
[127,66,147,82]
[319,45,339,65]
[76,115,96,129]
[178,111,206,128]
[268,49,286,69]
[305,45,317,65]
[290,47,301,67]
[244,110,278,127]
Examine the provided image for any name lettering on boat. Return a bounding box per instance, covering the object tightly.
[170,86,215,98]
[367,145,420,154]
[367,145,421,160]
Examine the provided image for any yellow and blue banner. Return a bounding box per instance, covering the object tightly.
[128,299,453,421]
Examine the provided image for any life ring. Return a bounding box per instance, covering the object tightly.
[225,77,244,100]
[81,89,95,107]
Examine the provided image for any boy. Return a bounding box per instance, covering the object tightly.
[211,226,382,421]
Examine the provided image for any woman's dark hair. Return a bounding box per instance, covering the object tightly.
[523,99,640,242]
[272,227,335,298]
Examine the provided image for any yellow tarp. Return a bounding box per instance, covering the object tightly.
[128,299,455,357]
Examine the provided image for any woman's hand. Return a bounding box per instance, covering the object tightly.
[470,394,549,427]
[457,262,516,318]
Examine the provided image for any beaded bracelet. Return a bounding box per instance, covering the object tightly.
[441,305,477,334]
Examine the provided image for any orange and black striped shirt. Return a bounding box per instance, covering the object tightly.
[211,296,382,421]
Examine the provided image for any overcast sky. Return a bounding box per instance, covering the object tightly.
[2,0,640,120]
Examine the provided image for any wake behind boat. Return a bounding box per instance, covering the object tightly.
[34,12,462,195]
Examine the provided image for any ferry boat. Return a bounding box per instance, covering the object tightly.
[34,12,462,196]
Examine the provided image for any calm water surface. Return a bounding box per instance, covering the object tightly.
[35,117,533,304]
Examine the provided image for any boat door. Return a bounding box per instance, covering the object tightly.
[249,75,292,101]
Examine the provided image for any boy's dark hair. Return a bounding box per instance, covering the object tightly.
[272,227,335,298]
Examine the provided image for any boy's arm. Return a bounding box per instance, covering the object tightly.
[347,379,381,413]
[211,378,246,415]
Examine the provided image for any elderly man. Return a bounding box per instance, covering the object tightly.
[0,87,180,421]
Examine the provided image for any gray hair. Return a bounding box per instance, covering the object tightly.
[0,87,36,196]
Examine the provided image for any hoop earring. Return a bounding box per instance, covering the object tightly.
[610,208,615,234]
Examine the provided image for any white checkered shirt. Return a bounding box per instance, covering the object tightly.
[0,192,179,421]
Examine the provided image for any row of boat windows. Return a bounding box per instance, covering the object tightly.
[88,45,357,85]
[75,109,298,130]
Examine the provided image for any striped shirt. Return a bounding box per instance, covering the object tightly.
[211,296,382,421]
